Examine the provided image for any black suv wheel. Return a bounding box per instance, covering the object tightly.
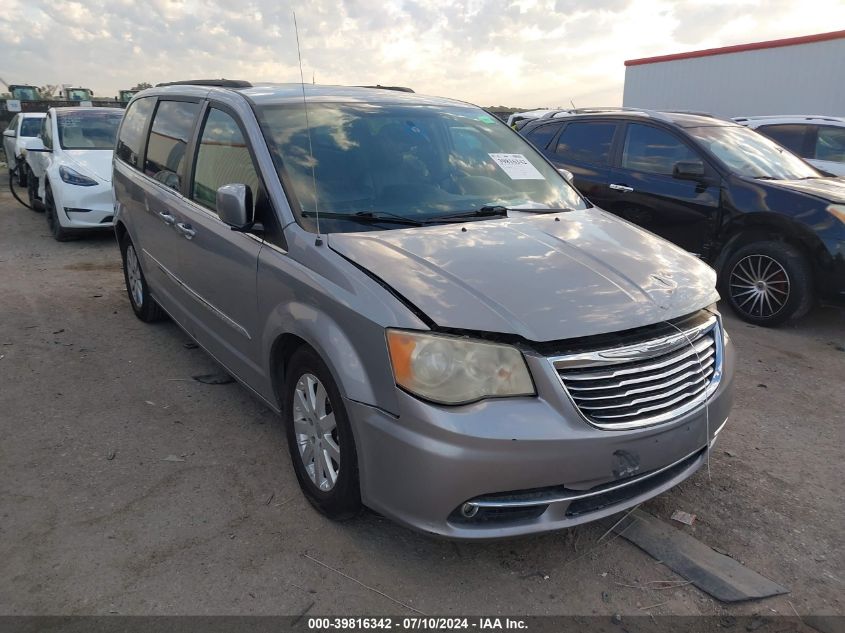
[723,241,813,326]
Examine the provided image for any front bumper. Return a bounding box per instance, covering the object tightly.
[57,182,114,229]
[349,333,735,539]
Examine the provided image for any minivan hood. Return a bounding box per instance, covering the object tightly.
[328,210,719,342]
[768,177,845,203]
[64,150,114,183]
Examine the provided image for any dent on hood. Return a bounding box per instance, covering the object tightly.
[328,209,719,342]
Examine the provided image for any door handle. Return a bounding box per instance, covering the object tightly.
[175,222,196,240]
[158,211,176,225]
[609,183,634,193]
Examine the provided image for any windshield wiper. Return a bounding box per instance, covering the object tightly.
[301,211,425,226]
[508,207,576,214]
[428,205,510,222]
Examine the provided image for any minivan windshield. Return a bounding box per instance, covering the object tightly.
[256,103,588,232]
[57,110,123,150]
[687,125,820,180]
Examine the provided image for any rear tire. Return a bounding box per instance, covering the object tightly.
[15,161,28,187]
[283,347,362,520]
[722,241,813,327]
[27,168,44,212]
[44,184,72,241]
[120,235,166,322]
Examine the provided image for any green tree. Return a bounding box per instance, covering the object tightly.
[131,82,153,90]
[37,85,59,99]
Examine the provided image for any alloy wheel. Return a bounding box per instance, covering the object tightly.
[293,373,340,492]
[729,254,790,319]
[125,244,144,308]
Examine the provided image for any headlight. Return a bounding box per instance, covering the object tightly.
[59,165,98,186]
[386,329,535,405]
[828,204,845,225]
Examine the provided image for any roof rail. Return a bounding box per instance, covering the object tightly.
[357,85,415,93]
[155,79,253,88]
[663,110,716,117]
[569,107,644,114]
[538,109,574,119]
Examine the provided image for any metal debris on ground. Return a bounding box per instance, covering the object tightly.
[161,455,185,462]
[611,510,789,603]
[671,510,697,526]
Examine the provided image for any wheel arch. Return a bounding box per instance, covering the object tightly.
[114,219,129,245]
[264,308,395,416]
[714,213,824,279]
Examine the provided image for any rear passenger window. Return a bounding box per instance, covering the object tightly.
[116,97,155,168]
[757,124,809,157]
[525,123,563,150]
[621,124,699,176]
[191,108,261,214]
[144,100,201,191]
[555,122,616,165]
[815,126,845,163]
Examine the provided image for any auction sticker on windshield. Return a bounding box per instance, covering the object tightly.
[489,153,545,180]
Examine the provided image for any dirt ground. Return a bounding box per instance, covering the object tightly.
[0,186,843,618]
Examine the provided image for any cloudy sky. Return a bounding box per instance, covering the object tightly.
[2,0,844,107]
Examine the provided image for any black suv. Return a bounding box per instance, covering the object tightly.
[520,109,845,326]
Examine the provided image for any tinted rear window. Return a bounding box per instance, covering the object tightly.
[525,122,563,149]
[555,122,616,165]
[117,97,155,168]
[144,100,201,190]
[20,118,43,137]
[757,124,808,156]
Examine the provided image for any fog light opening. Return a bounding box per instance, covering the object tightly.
[460,503,479,518]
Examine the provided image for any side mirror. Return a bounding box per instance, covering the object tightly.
[217,184,253,229]
[2,129,15,139]
[21,137,49,153]
[673,160,705,180]
[557,167,575,182]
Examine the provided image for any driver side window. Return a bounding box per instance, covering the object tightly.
[621,124,700,176]
[191,108,261,216]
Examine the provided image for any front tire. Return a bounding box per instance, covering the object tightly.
[722,241,813,326]
[283,347,361,520]
[44,184,72,241]
[120,235,165,322]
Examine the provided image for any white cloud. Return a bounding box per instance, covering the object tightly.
[1,0,843,106]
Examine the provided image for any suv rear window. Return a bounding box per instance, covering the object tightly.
[757,124,808,156]
[525,122,562,150]
[144,100,201,190]
[117,97,155,168]
[555,122,616,165]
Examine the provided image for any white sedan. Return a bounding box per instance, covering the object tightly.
[24,107,124,241]
[3,112,46,186]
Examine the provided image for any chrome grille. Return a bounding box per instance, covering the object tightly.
[551,316,722,429]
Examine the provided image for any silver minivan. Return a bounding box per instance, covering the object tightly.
[113,81,735,539]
